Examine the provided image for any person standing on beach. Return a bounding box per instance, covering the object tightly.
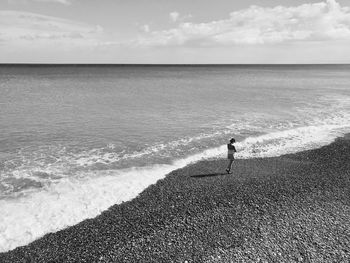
[226,138,236,174]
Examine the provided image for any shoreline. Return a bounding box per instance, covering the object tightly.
[1,134,350,262]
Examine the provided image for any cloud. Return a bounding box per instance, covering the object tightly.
[169,12,179,22]
[34,0,71,5]
[8,0,72,5]
[140,24,150,33]
[137,0,350,47]
[169,11,192,23]
[0,10,103,45]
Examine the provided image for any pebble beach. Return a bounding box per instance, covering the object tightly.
[1,134,350,262]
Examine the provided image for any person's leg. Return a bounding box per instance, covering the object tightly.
[229,159,234,171]
[226,159,233,172]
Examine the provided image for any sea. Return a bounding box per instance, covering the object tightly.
[1,65,350,252]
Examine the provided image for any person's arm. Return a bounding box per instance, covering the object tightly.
[228,144,236,151]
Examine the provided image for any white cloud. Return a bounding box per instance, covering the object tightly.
[169,12,179,22]
[140,24,150,33]
[138,0,350,47]
[8,0,72,5]
[0,10,103,45]
[169,11,192,23]
[34,0,71,5]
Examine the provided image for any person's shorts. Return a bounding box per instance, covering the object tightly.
[227,153,234,160]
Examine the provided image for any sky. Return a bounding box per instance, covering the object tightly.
[1,0,350,63]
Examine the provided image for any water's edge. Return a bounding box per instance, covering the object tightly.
[1,130,350,253]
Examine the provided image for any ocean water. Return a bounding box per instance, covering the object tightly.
[1,65,350,252]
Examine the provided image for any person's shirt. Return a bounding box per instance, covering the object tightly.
[227,143,236,154]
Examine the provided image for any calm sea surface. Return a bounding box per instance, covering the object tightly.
[1,65,350,251]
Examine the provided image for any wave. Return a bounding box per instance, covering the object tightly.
[1,116,350,252]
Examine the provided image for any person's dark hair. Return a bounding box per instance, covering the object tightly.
[230,138,235,143]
